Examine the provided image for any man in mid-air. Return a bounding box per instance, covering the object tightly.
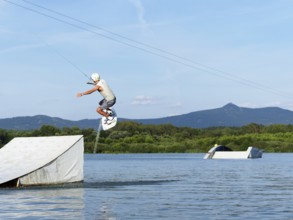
[77,73,116,124]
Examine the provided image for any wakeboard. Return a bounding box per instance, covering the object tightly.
[101,108,117,130]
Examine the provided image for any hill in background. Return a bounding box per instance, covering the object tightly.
[1,103,293,130]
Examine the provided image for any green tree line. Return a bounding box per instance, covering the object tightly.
[1,122,293,153]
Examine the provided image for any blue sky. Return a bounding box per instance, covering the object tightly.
[1,0,293,120]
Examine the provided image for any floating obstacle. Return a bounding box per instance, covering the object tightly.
[204,145,263,159]
[0,135,84,187]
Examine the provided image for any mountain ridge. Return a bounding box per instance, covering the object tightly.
[134,103,293,128]
[1,103,293,130]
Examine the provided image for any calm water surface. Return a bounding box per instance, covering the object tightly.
[0,153,292,220]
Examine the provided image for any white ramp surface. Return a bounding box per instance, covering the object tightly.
[0,135,84,187]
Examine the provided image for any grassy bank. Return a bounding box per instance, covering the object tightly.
[1,122,293,153]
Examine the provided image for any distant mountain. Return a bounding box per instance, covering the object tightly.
[135,103,293,128]
[1,103,293,130]
[0,115,99,130]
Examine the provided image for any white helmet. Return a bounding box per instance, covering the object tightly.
[91,73,100,82]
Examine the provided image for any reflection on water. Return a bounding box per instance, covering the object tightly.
[0,153,292,220]
[0,188,84,219]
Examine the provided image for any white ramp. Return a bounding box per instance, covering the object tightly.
[0,135,84,187]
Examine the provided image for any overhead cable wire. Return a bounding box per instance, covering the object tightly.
[19,0,277,92]
[3,0,200,68]
[34,33,90,80]
[51,47,90,80]
[3,0,293,99]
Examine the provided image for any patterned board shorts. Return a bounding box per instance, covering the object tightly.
[99,97,116,110]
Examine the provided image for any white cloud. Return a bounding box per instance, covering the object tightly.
[131,95,156,105]
[0,1,5,8]
[129,0,148,31]
[0,42,44,54]
[0,28,9,34]
[169,102,183,108]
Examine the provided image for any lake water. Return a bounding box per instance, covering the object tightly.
[0,153,292,220]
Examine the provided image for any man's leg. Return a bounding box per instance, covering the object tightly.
[97,99,111,117]
[96,107,109,117]
[105,98,116,116]
[97,98,116,120]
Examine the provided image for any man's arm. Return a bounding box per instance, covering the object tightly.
[76,85,102,97]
